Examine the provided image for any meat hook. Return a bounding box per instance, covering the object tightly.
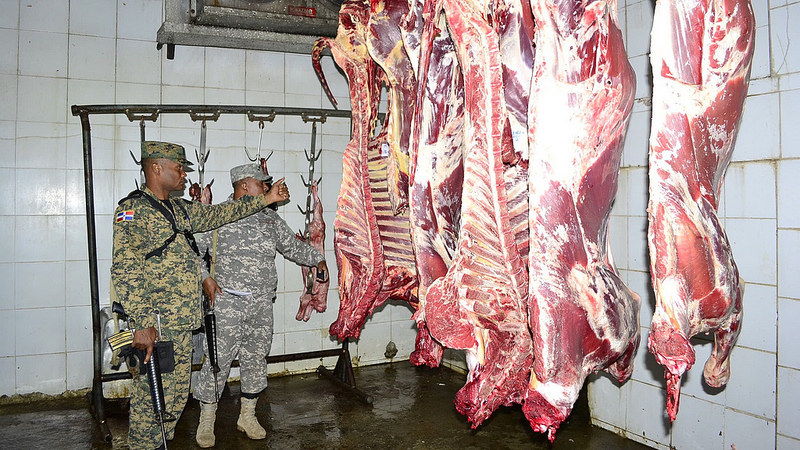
[244,120,274,163]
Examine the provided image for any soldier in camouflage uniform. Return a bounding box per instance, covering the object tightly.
[193,163,327,448]
[111,142,289,450]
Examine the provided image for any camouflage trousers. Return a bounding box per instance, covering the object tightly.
[128,329,192,450]
[194,291,274,402]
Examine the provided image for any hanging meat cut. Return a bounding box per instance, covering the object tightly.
[313,0,387,340]
[296,181,330,322]
[524,0,640,440]
[406,0,463,369]
[424,0,533,427]
[647,0,755,421]
[367,0,416,214]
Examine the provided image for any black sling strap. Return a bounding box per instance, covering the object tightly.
[120,190,200,260]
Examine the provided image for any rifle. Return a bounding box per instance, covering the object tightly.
[107,302,174,449]
[202,237,221,401]
[202,293,221,401]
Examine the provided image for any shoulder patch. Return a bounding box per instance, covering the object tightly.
[116,210,135,222]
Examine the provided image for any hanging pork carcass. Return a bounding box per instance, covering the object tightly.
[646,0,755,421]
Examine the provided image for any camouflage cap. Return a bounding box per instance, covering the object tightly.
[141,141,194,171]
[230,163,273,185]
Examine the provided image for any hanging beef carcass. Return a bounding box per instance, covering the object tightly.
[313,0,387,340]
[494,0,536,160]
[424,0,534,427]
[524,0,640,440]
[367,0,416,214]
[406,0,463,368]
[296,181,330,321]
[647,0,755,421]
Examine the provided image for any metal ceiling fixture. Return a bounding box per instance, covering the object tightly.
[158,0,345,56]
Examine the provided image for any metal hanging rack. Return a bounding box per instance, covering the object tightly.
[297,113,326,236]
[71,104,370,444]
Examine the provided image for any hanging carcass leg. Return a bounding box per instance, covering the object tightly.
[646,0,754,422]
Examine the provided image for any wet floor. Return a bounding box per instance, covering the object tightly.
[0,363,649,449]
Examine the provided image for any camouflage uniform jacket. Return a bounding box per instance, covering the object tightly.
[111,186,271,331]
[200,196,323,299]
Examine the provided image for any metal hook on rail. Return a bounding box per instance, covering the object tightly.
[128,117,149,166]
[244,120,274,166]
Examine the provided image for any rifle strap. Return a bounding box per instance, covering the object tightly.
[211,229,218,278]
[132,190,199,260]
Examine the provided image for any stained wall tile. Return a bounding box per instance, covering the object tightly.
[0,28,18,75]
[726,348,776,419]
[14,262,66,309]
[66,305,92,352]
[15,168,66,215]
[0,307,14,357]
[672,396,725,449]
[68,35,116,82]
[781,89,800,159]
[15,122,67,169]
[18,31,68,78]
[724,162,776,219]
[737,283,777,352]
[66,350,92,390]
[15,308,66,356]
[205,47,246,90]
[726,218,777,285]
[778,298,800,369]
[16,353,66,395]
[0,0,19,29]
[778,159,800,227]
[770,4,800,75]
[16,76,68,123]
[69,0,117,37]
[0,74,17,121]
[116,39,161,85]
[19,0,69,33]
[0,357,13,395]
[778,230,800,299]
[724,408,776,450]
[778,367,800,439]
[625,381,672,446]
[14,215,65,262]
[734,93,780,162]
[116,0,163,41]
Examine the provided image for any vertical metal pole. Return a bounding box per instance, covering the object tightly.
[80,112,112,442]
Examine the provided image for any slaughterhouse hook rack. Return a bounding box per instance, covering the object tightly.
[298,113,325,236]
[71,104,371,444]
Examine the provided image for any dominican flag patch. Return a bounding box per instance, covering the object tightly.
[116,210,135,222]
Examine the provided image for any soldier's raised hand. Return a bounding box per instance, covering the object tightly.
[265,177,289,205]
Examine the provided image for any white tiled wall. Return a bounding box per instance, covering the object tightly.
[0,0,417,397]
[588,0,800,448]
